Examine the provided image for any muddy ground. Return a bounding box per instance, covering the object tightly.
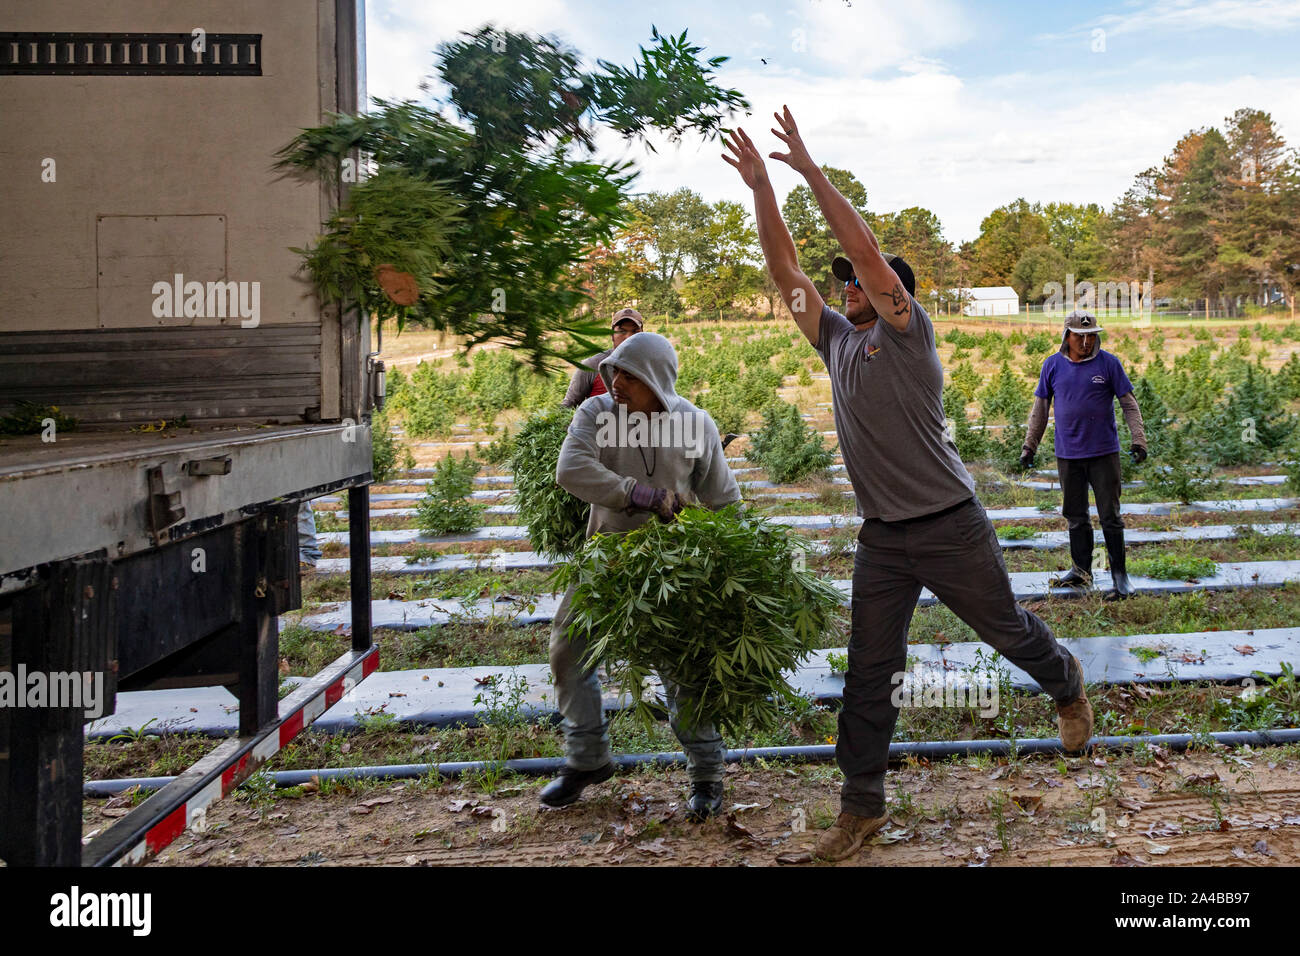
[118,747,1300,867]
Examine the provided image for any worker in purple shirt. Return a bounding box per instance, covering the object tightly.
[1020,311,1148,600]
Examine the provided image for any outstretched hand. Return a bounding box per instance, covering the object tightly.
[769,105,816,175]
[721,127,770,191]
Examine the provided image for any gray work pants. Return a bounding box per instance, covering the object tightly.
[298,501,321,566]
[838,498,1082,817]
[549,584,724,782]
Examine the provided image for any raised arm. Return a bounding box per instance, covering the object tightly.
[769,106,912,332]
[723,128,825,346]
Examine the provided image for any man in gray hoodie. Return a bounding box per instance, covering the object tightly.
[542,331,741,821]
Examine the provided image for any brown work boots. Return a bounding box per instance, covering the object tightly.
[1056,654,1094,754]
[813,811,890,862]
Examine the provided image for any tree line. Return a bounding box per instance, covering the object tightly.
[582,108,1300,320]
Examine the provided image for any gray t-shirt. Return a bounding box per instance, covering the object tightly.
[815,299,975,521]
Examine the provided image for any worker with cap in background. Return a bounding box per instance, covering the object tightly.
[1020,310,1148,600]
[562,307,645,408]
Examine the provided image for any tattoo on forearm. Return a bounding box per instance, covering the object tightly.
[890,283,909,317]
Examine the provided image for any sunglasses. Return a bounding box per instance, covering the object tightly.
[843,277,861,290]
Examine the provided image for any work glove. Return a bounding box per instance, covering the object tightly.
[628,483,684,523]
[1130,445,1147,465]
[1018,450,1035,473]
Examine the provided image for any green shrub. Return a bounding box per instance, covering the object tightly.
[518,372,566,413]
[943,329,978,349]
[796,366,813,387]
[371,409,402,483]
[464,350,522,415]
[394,362,461,438]
[694,381,747,435]
[943,386,985,462]
[978,361,1032,424]
[1192,364,1294,466]
[512,407,591,558]
[480,428,515,466]
[949,360,982,403]
[415,452,485,535]
[987,421,1029,473]
[1142,425,1222,504]
[738,364,782,410]
[555,505,843,735]
[1023,332,1054,356]
[745,401,836,484]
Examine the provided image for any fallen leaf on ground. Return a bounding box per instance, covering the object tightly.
[1146,842,1171,855]
[870,826,913,845]
[360,797,394,808]
[637,838,671,857]
[1010,793,1042,814]
[1233,645,1256,655]
[446,799,479,813]
[725,815,759,842]
[1112,851,1147,866]
[776,850,813,864]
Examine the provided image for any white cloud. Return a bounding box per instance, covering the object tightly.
[365,0,586,104]
[749,12,774,30]
[1042,0,1300,42]
[616,62,1300,244]
[789,0,972,75]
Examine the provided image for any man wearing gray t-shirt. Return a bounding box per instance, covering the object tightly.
[723,108,1093,862]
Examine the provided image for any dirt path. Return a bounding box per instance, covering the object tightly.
[136,748,1300,867]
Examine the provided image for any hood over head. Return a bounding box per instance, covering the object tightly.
[598,332,678,412]
[1059,310,1103,361]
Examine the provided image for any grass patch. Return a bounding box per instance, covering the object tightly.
[1128,554,1219,581]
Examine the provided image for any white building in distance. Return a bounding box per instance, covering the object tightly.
[954,287,1020,316]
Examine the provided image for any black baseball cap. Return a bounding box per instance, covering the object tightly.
[832,253,916,297]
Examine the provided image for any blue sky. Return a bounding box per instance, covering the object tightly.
[365,0,1300,242]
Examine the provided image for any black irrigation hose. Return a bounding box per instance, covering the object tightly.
[83,728,1300,798]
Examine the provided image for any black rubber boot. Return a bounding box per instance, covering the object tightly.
[538,763,615,808]
[1102,527,1134,601]
[1050,525,1095,588]
[686,780,725,822]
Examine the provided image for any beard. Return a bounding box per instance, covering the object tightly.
[844,296,877,325]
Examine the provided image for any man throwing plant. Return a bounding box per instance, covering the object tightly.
[1020,311,1147,600]
[542,331,741,821]
[722,109,1092,862]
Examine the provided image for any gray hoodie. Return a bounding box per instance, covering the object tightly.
[555,332,740,538]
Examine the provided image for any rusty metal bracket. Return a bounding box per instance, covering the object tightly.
[182,456,232,477]
[146,466,186,541]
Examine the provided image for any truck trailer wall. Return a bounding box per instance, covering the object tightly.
[0,0,366,423]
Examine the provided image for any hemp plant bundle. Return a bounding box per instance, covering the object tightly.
[511,407,591,558]
[554,504,843,736]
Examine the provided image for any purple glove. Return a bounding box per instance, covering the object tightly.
[628,483,684,522]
